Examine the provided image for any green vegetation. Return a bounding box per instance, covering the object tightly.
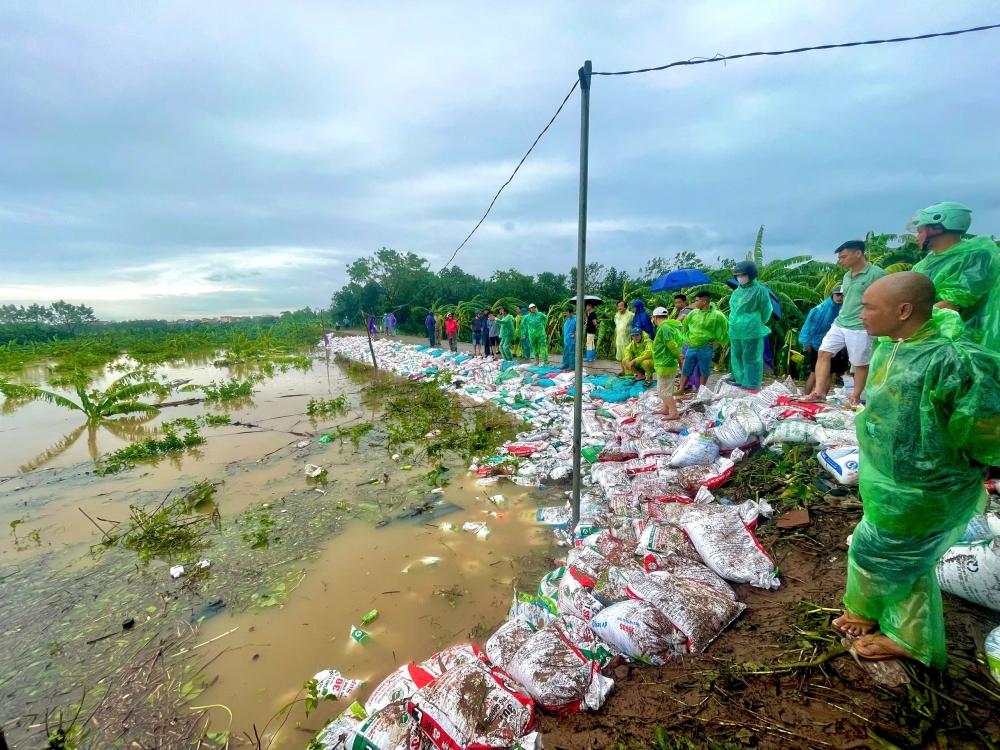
[95,419,206,475]
[307,394,349,417]
[324,421,374,448]
[330,230,957,375]
[0,369,168,423]
[97,482,221,563]
[201,377,256,402]
[240,506,277,549]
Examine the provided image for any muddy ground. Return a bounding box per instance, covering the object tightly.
[537,497,1000,750]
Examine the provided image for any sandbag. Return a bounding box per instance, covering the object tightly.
[418,644,485,676]
[668,433,720,467]
[815,409,857,431]
[818,447,859,486]
[508,592,557,629]
[630,473,693,503]
[550,613,618,667]
[959,512,1000,543]
[682,509,780,589]
[936,538,1000,611]
[352,701,430,750]
[565,546,611,585]
[366,664,437,715]
[627,571,745,653]
[589,599,687,665]
[762,419,829,446]
[556,568,605,622]
[592,564,644,607]
[634,523,700,561]
[485,618,536,671]
[406,661,537,750]
[506,623,614,714]
[537,566,565,599]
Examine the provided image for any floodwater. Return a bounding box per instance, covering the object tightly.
[0,350,555,748]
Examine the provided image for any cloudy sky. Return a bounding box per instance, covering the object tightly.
[2,1,998,319]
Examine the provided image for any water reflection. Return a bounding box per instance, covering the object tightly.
[19,416,160,472]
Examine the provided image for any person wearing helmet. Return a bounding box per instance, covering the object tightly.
[651,306,683,419]
[622,326,654,383]
[727,260,773,389]
[910,202,1000,351]
[833,272,1000,666]
[798,286,845,393]
[523,303,549,365]
[804,241,885,405]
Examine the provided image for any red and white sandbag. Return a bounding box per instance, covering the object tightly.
[682,509,779,589]
[506,623,614,714]
[406,660,537,750]
[485,618,536,672]
[634,523,700,561]
[366,663,438,714]
[589,599,687,665]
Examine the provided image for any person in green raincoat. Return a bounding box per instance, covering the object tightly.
[496,307,515,361]
[727,261,773,389]
[516,306,532,359]
[679,291,728,392]
[622,327,654,382]
[909,201,1000,351]
[523,303,548,364]
[651,307,683,419]
[832,272,1000,666]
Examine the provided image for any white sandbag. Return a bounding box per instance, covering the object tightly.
[566,546,611,584]
[668,433,720,468]
[959,513,1000,543]
[556,568,605,622]
[815,409,857,431]
[592,563,644,606]
[315,702,369,750]
[589,599,687,665]
[762,419,829,446]
[682,510,780,589]
[406,660,536,750]
[936,538,1000,611]
[626,570,745,653]
[550,613,618,667]
[818,447,860,486]
[418,644,485,676]
[537,566,565,599]
[508,592,558,629]
[819,428,859,447]
[352,701,429,750]
[634,523,700,561]
[485,618,536,671]
[365,664,437,715]
[506,623,614,714]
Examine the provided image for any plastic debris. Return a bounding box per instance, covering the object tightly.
[401,556,441,574]
[318,434,333,444]
[169,565,184,579]
[360,608,379,625]
[313,668,364,699]
[304,463,324,478]
[986,625,1000,685]
[350,625,370,643]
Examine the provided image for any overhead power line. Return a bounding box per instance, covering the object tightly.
[442,21,1000,266]
[593,22,1000,76]
[438,79,579,271]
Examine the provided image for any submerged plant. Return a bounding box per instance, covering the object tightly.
[0,369,168,423]
[95,419,205,475]
[201,377,256,402]
[306,394,348,417]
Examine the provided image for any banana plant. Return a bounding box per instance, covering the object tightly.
[0,369,169,424]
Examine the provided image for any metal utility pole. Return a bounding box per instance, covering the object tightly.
[571,60,591,527]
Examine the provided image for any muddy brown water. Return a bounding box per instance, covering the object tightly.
[0,351,555,748]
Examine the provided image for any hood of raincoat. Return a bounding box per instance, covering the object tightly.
[630,299,655,338]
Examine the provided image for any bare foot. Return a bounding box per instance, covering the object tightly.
[800,392,825,403]
[852,633,913,662]
[832,611,877,637]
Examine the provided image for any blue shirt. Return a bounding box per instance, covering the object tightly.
[799,296,842,348]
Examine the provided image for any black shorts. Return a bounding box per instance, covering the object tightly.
[805,346,849,374]
[473,331,483,344]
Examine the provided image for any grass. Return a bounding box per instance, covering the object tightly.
[306,394,348,417]
[201,377,256,402]
[95,419,206,475]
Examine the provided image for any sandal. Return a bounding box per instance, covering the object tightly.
[832,612,877,637]
[852,633,913,662]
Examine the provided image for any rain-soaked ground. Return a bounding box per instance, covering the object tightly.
[0,349,556,748]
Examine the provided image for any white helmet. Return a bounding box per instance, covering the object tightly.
[651,306,670,317]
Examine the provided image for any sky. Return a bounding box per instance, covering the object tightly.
[1,1,998,320]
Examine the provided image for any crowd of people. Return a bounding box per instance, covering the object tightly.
[360,201,999,669]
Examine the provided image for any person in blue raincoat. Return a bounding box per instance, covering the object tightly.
[561,307,577,371]
[799,286,844,392]
[728,261,773,389]
[629,299,654,339]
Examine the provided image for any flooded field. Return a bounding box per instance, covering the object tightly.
[0,349,556,748]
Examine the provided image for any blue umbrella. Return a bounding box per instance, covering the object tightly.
[726,278,782,319]
[650,268,711,292]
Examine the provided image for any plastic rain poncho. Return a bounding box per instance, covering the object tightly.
[523,311,548,361]
[652,320,683,377]
[845,309,1000,667]
[614,309,635,360]
[561,316,577,370]
[728,280,772,388]
[912,235,1000,351]
[622,333,653,376]
[798,294,841,349]
[682,304,729,349]
[630,300,655,339]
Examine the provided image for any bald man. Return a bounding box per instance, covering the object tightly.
[832,273,1000,665]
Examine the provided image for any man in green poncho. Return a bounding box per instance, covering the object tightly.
[523,303,548,365]
[497,307,515,361]
[516,306,532,360]
[727,260,773,389]
[622,326,654,382]
[909,201,1000,351]
[833,272,1000,665]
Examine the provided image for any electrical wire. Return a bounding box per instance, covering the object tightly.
[438,78,579,270]
[593,22,1000,76]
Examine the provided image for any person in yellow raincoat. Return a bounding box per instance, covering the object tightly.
[909,201,1000,351]
[832,272,1000,666]
[621,327,654,382]
[613,301,634,363]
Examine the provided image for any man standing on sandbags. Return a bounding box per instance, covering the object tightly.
[523,303,548,365]
[727,261,772,390]
[833,272,1000,665]
[910,201,1000,351]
